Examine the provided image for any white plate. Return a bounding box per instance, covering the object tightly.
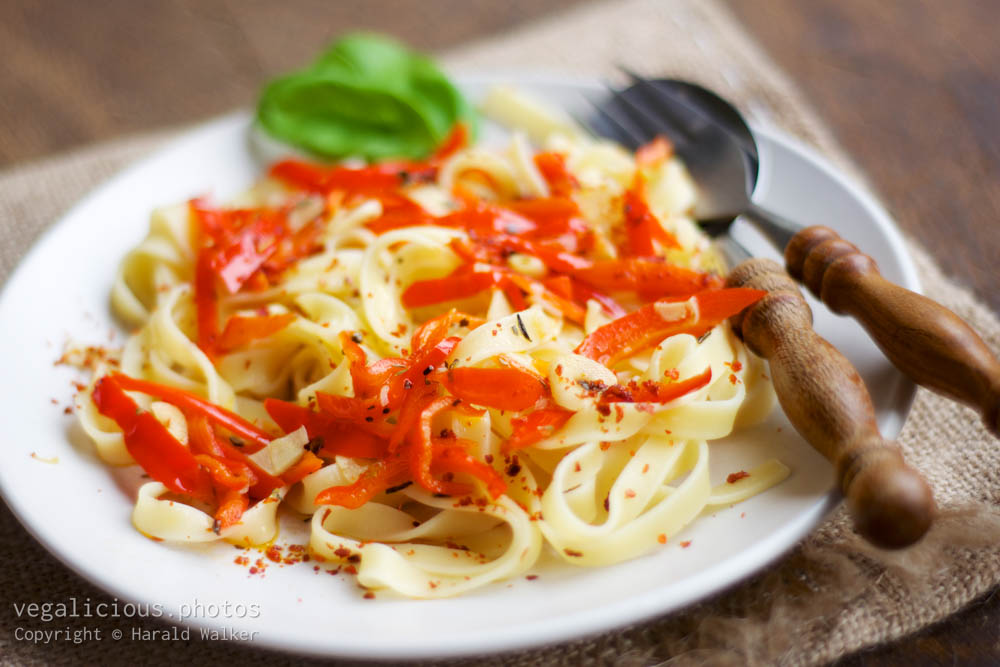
[0,75,917,660]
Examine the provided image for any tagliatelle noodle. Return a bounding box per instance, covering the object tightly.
[76,86,789,598]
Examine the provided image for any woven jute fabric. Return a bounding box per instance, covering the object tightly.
[3,0,999,664]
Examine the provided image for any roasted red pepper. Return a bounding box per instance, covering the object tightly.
[442,366,546,412]
[599,367,713,404]
[506,407,574,452]
[573,258,723,299]
[314,457,409,509]
[576,288,766,366]
[108,373,272,450]
[432,441,506,499]
[533,152,578,197]
[621,173,682,257]
[92,375,211,499]
[264,398,387,458]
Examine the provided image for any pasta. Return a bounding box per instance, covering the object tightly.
[77,88,788,598]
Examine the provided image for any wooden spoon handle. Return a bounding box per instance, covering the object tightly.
[727,258,935,548]
[786,226,1000,437]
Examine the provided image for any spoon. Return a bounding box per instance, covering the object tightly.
[606,76,1000,439]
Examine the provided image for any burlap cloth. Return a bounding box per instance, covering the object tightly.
[3,1,999,664]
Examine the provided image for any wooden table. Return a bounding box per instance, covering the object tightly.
[1,0,997,663]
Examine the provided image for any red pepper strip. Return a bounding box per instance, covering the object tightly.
[92,376,211,500]
[543,275,574,300]
[313,393,395,439]
[214,489,249,532]
[575,288,767,366]
[445,202,538,237]
[431,441,507,499]
[401,269,498,308]
[186,413,227,458]
[600,368,713,404]
[573,258,724,299]
[313,457,410,509]
[211,217,282,294]
[194,248,220,356]
[505,408,574,452]
[264,398,387,458]
[635,136,673,167]
[269,160,435,194]
[533,152,578,197]
[622,173,682,256]
[410,309,482,356]
[364,193,434,234]
[194,454,251,491]
[492,234,591,273]
[410,396,465,495]
[338,332,408,400]
[216,313,296,352]
[108,373,272,451]
[504,273,587,325]
[175,409,285,500]
[498,276,530,312]
[431,122,469,162]
[442,367,547,412]
[281,450,324,486]
[262,216,327,277]
[389,384,439,453]
[504,196,580,223]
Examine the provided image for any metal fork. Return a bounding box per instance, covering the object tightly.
[585,75,799,266]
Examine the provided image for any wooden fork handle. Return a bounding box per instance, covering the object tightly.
[786,226,1000,438]
[727,258,935,548]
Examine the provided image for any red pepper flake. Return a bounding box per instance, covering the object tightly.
[657,534,667,544]
[729,373,739,385]
[624,489,636,499]
[363,591,375,600]
[526,574,538,581]
[740,512,746,518]
[563,548,584,558]
[730,360,743,372]
[265,546,282,562]
[642,463,650,474]
[573,461,582,473]
[727,471,750,484]
[680,540,692,548]
[505,456,522,477]
[344,565,358,575]
[333,547,352,559]
[603,495,610,512]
